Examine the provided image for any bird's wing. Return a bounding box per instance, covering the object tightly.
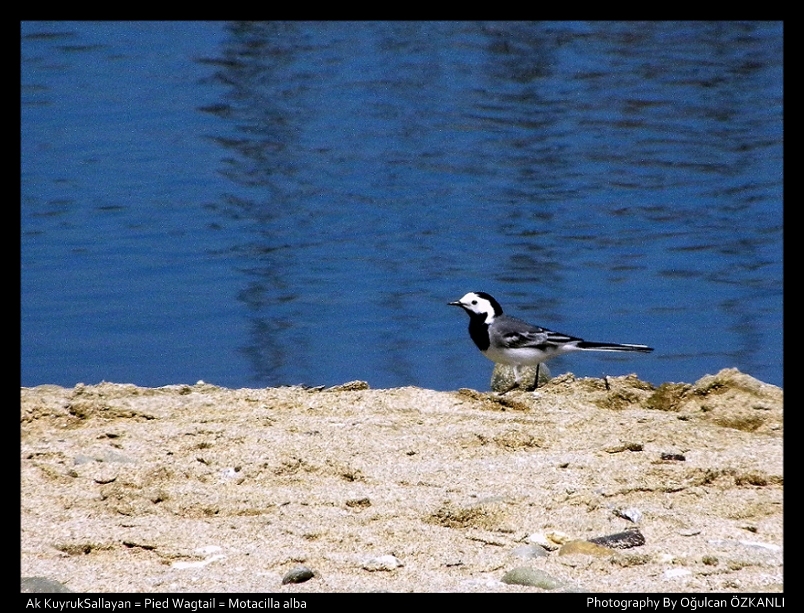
[494,317,581,350]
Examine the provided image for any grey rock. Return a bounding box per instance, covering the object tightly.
[510,544,549,559]
[501,566,563,589]
[613,507,643,523]
[491,364,551,393]
[281,566,315,584]
[362,554,403,571]
[21,577,72,593]
[588,528,646,549]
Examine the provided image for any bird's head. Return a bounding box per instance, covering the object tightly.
[448,291,503,322]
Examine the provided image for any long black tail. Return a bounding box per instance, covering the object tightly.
[576,341,653,353]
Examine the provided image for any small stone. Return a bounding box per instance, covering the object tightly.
[604,442,643,453]
[559,540,615,557]
[511,544,549,559]
[282,565,315,584]
[326,381,370,392]
[613,507,643,523]
[501,566,563,589]
[491,363,551,392]
[587,528,646,549]
[21,577,72,593]
[526,532,560,551]
[362,554,403,571]
[545,530,570,546]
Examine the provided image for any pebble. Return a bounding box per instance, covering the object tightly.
[613,507,643,523]
[526,532,560,551]
[587,528,646,549]
[362,554,403,571]
[501,567,564,589]
[545,530,570,545]
[558,540,614,557]
[326,381,370,392]
[282,566,315,584]
[491,363,551,392]
[21,577,72,593]
[510,544,549,559]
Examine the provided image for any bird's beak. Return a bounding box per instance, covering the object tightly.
[448,300,462,307]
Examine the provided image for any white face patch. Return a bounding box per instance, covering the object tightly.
[459,292,497,323]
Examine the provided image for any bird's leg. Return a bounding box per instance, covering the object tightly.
[533,363,541,390]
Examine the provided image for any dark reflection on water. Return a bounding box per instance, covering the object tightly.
[21,21,782,390]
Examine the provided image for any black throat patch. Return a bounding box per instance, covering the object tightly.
[467,316,491,351]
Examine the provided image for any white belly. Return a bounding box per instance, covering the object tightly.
[482,345,564,366]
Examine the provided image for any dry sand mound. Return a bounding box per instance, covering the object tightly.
[21,368,782,593]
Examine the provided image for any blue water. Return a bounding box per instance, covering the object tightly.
[21,21,783,391]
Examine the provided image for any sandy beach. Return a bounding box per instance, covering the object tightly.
[21,368,782,593]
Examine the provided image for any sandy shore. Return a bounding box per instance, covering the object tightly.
[21,368,782,593]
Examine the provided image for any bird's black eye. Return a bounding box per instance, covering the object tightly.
[471,300,477,305]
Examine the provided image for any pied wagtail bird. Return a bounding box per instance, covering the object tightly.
[449,292,653,391]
